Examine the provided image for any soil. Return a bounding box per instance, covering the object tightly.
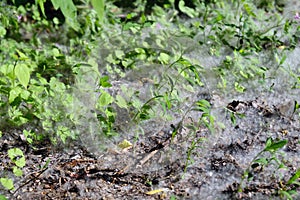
[1,95,299,200]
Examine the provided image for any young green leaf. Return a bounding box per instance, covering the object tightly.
[115,50,125,60]
[264,139,288,152]
[15,50,28,60]
[100,76,112,87]
[15,156,26,168]
[7,148,25,168]
[37,0,46,17]
[15,63,30,88]
[91,0,105,22]
[51,0,79,31]
[243,3,256,17]
[158,52,170,64]
[178,0,197,18]
[287,168,300,185]
[116,94,127,109]
[0,178,14,190]
[12,166,23,177]
[9,87,21,104]
[98,91,114,107]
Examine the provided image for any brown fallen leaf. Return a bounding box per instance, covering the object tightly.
[146,188,165,195]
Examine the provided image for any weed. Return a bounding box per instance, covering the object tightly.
[237,138,292,196]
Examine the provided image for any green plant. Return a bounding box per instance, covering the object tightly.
[214,50,268,93]
[279,168,300,200]
[0,194,8,200]
[174,99,215,175]
[11,0,105,31]
[238,138,289,195]
[0,148,26,191]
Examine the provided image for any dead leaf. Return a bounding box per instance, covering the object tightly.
[146,188,165,195]
[118,139,132,149]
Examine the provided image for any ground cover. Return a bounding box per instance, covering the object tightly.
[0,0,300,199]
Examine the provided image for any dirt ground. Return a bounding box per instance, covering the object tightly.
[1,95,300,200]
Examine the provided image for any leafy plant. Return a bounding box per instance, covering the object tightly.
[238,138,289,195]
[278,168,300,200]
[0,0,300,198]
[0,148,26,191]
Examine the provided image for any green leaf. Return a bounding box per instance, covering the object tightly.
[15,63,30,88]
[100,76,112,87]
[15,156,26,168]
[0,178,14,190]
[106,54,116,64]
[294,101,299,112]
[243,3,256,17]
[280,55,287,66]
[98,91,114,107]
[0,26,7,37]
[116,94,127,109]
[178,0,197,18]
[126,12,138,19]
[253,158,268,165]
[9,87,21,104]
[7,148,25,168]
[230,112,236,125]
[164,94,172,109]
[51,0,79,31]
[264,139,288,152]
[91,0,105,22]
[50,0,60,10]
[15,50,28,60]
[278,190,293,200]
[40,158,50,170]
[36,0,47,17]
[265,138,272,148]
[0,194,8,200]
[158,52,170,64]
[52,48,60,57]
[13,166,23,177]
[234,82,245,93]
[196,99,211,111]
[20,89,30,100]
[115,50,125,60]
[287,168,300,185]
[57,126,71,143]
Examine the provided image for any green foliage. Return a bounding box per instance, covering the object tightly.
[287,169,300,186]
[0,194,8,200]
[194,99,215,133]
[0,148,26,191]
[91,0,105,22]
[237,138,300,198]
[264,138,288,152]
[0,178,14,190]
[0,0,300,197]
[8,148,26,168]
[51,0,79,30]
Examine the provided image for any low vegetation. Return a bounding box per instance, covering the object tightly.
[0,0,299,199]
